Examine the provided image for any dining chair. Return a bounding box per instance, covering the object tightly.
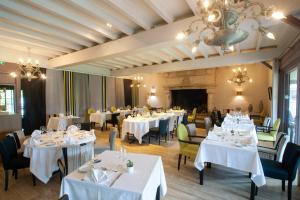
[187,108,197,123]
[168,116,177,139]
[181,114,188,125]
[256,117,271,132]
[58,194,69,200]
[204,117,212,135]
[110,106,117,112]
[257,118,281,143]
[80,122,91,131]
[259,142,300,200]
[148,118,170,145]
[258,133,289,161]
[117,115,126,137]
[177,124,205,170]
[0,136,36,191]
[94,127,118,155]
[106,113,120,129]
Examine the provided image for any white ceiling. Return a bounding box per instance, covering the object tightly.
[0,0,300,76]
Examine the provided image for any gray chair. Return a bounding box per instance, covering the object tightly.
[186,123,197,136]
[94,127,118,155]
[258,132,289,161]
[204,117,212,135]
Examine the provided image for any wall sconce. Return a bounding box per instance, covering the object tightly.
[236,91,242,96]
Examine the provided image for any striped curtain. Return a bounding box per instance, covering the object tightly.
[63,71,76,116]
[101,76,107,111]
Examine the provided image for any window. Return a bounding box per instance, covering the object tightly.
[0,85,15,113]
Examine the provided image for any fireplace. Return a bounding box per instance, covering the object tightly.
[171,89,208,113]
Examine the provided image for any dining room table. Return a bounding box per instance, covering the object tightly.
[23,129,96,183]
[194,114,265,200]
[166,109,186,124]
[47,115,81,131]
[59,150,167,200]
[90,109,132,127]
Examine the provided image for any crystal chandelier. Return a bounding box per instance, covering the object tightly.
[130,75,146,88]
[227,67,253,86]
[10,47,46,81]
[176,0,285,51]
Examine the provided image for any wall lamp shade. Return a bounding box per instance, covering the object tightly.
[236,91,242,96]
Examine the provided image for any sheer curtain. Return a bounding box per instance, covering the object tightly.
[46,69,65,115]
[88,74,103,111]
[73,73,89,120]
[115,78,125,108]
[106,77,116,109]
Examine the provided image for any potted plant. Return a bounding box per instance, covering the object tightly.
[127,160,134,173]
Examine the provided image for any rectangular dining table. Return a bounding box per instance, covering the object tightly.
[60,151,167,200]
[194,117,265,200]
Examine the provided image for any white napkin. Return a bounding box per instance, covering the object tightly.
[87,168,121,186]
[31,130,42,138]
[67,125,79,132]
[96,110,100,113]
[59,113,64,117]
[106,111,111,114]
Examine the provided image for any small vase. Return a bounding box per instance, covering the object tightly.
[127,166,134,174]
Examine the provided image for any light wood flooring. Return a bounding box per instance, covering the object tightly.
[0,128,300,200]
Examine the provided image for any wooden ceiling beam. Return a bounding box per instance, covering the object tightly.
[282,15,300,30]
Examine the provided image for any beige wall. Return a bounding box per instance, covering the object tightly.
[138,63,272,115]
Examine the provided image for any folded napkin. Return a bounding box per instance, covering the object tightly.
[67,125,79,132]
[86,168,121,186]
[31,130,42,138]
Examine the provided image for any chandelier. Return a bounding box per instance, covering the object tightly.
[10,47,46,81]
[130,75,146,88]
[176,0,285,51]
[227,67,252,86]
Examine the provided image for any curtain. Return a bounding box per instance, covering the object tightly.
[21,70,46,134]
[106,77,116,109]
[46,69,65,115]
[64,71,75,115]
[88,74,103,111]
[73,73,89,120]
[115,78,125,108]
[123,79,133,107]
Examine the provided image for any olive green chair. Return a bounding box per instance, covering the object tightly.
[177,124,204,170]
[187,108,197,123]
[257,118,281,143]
[110,106,117,112]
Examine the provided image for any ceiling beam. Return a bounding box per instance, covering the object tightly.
[68,0,133,35]
[30,0,117,40]
[102,59,131,68]
[185,0,198,15]
[0,20,82,50]
[48,16,198,68]
[142,52,164,63]
[198,43,208,58]
[261,61,273,69]
[136,54,159,64]
[125,56,152,66]
[150,51,172,63]
[114,57,141,67]
[144,0,173,23]
[105,0,152,30]
[0,0,105,43]
[61,64,111,76]
[282,15,300,30]
[0,45,49,67]
[88,62,116,70]
[176,44,195,59]
[112,47,279,76]
[0,29,73,53]
[0,9,93,47]
[256,31,263,51]
[161,48,183,61]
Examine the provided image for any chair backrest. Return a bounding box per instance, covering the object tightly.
[186,123,197,136]
[263,117,271,127]
[177,124,189,141]
[282,142,300,181]
[7,132,21,149]
[168,116,176,132]
[272,118,281,131]
[276,135,290,162]
[80,123,91,131]
[110,106,117,112]
[109,127,118,150]
[0,136,18,169]
[87,108,96,115]
[192,108,197,116]
[58,194,69,200]
[204,117,212,134]
[182,114,188,125]
[274,132,285,149]
[159,118,170,136]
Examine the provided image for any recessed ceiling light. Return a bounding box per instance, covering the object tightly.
[106,23,112,28]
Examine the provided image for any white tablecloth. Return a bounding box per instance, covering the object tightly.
[194,121,265,187]
[166,109,186,124]
[47,116,80,131]
[60,151,167,200]
[122,117,159,143]
[23,130,96,183]
[90,112,107,127]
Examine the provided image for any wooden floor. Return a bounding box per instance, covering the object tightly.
[1,128,300,200]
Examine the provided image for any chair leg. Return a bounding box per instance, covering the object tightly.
[158,135,160,145]
[165,135,167,143]
[282,180,285,191]
[148,134,151,144]
[184,156,187,165]
[248,172,252,178]
[288,180,292,200]
[14,170,18,180]
[199,170,204,185]
[4,170,8,191]
[250,181,255,200]
[178,154,182,171]
[32,173,36,186]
